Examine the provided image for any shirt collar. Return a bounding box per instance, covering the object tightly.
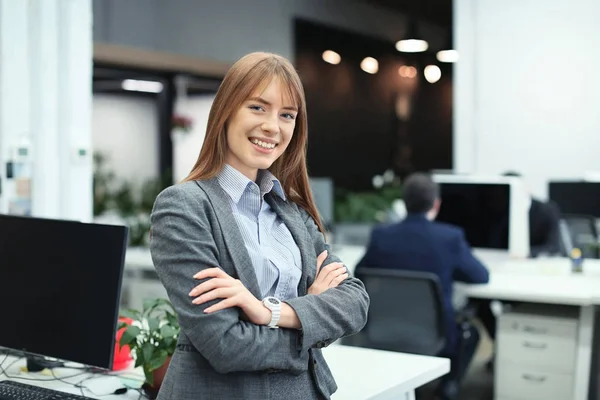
[217,164,286,203]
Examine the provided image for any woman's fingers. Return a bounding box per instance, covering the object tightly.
[316,250,328,274]
[189,278,229,297]
[192,287,237,305]
[203,297,238,313]
[317,262,346,282]
[329,273,349,288]
[193,267,228,280]
[325,265,348,286]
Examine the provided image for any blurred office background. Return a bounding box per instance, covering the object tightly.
[2,0,600,399]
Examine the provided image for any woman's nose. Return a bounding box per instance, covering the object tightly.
[261,117,279,134]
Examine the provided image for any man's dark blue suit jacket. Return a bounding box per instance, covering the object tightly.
[356,214,489,354]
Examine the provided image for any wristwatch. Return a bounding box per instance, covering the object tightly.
[262,296,282,329]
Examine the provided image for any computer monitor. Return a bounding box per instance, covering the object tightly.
[548,180,600,218]
[0,214,128,370]
[433,175,530,258]
[309,177,334,230]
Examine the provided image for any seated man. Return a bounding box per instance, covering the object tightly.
[357,172,489,400]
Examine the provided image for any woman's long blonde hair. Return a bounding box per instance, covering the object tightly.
[183,52,325,234]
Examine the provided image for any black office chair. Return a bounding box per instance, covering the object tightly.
[343,268,479,399]
[342,268,446,355]
[561,214,600,259]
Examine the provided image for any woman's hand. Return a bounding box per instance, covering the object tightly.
[307,250,349,295]
[189,268,270,325]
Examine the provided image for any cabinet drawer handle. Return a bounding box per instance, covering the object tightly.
[523,341,547,349]
[522,373,547,383]
[523,325,548,335]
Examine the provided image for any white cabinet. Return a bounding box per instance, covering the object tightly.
[496,365,574,400]
[495,306,578,400]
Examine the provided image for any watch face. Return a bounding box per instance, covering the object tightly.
[267,297,280,305]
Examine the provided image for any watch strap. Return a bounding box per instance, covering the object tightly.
[263,297,281,328]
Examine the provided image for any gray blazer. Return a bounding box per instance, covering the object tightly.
[149,178,369,399]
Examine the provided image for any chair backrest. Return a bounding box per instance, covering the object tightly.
[343,268,446,356]
[561,214,600,258]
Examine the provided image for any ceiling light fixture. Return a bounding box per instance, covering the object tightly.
[424,65,442,83]
[436,28,459,63]
[322,50,341,65]
[360,57,379,74]
[398,65,417,78]
[121,79,164,93]
[436,49,459,63]
[396,18,428,53]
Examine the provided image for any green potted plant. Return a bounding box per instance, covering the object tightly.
[334,171,403,224]
[118,298,180,398]
[333,172,403,244]
[93,150,172,248]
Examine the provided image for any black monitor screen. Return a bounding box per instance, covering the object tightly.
[549,181,600,218]
[0,214,128,369]
[436,183,510,249]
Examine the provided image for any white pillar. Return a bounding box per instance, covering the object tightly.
[453,0,477,174]
[0,0,30,215]
[57,0,93,221]
[30,0,61,218]
[0,0,92,221]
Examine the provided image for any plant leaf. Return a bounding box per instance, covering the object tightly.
[142,342,155,364]
[165,312,180,329]
[148,350,168,372]
[134,348,144,368]
[144,364,154,386]
[162,338,175,354]
[144,298,175,318]
[160,325,177,338]
[142,298,160,313]
[119,326,141,347]
[147,317,160,332]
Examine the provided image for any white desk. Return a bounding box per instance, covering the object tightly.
[332,244,600,400]
[457,258,600,400]
[1,348,448,400]
[123,246,600,399]
[124,246,154,269]
[324,345,449,400]
[457,258,600,305]
[0,355,143,399]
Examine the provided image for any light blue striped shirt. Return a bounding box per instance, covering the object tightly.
[217,164,302,300]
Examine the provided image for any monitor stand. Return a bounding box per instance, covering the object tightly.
[26,355,64,372]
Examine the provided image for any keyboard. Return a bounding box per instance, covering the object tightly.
[0,381,94,400]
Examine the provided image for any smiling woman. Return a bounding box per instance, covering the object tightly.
[149,52,370,400]
[224,79,298,180]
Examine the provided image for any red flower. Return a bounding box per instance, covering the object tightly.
[172,114,193,131]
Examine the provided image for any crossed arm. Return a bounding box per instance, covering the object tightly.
[150,186,369,374]
[190,249,347,329]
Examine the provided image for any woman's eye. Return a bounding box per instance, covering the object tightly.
[249,105,265,112]
[281,113,296,120]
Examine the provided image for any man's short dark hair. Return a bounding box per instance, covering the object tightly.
[403,173,439,214]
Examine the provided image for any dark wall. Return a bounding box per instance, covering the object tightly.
[295,19,452,191]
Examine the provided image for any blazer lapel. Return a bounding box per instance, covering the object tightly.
[265,194,314,295]
[195,179,262,299]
